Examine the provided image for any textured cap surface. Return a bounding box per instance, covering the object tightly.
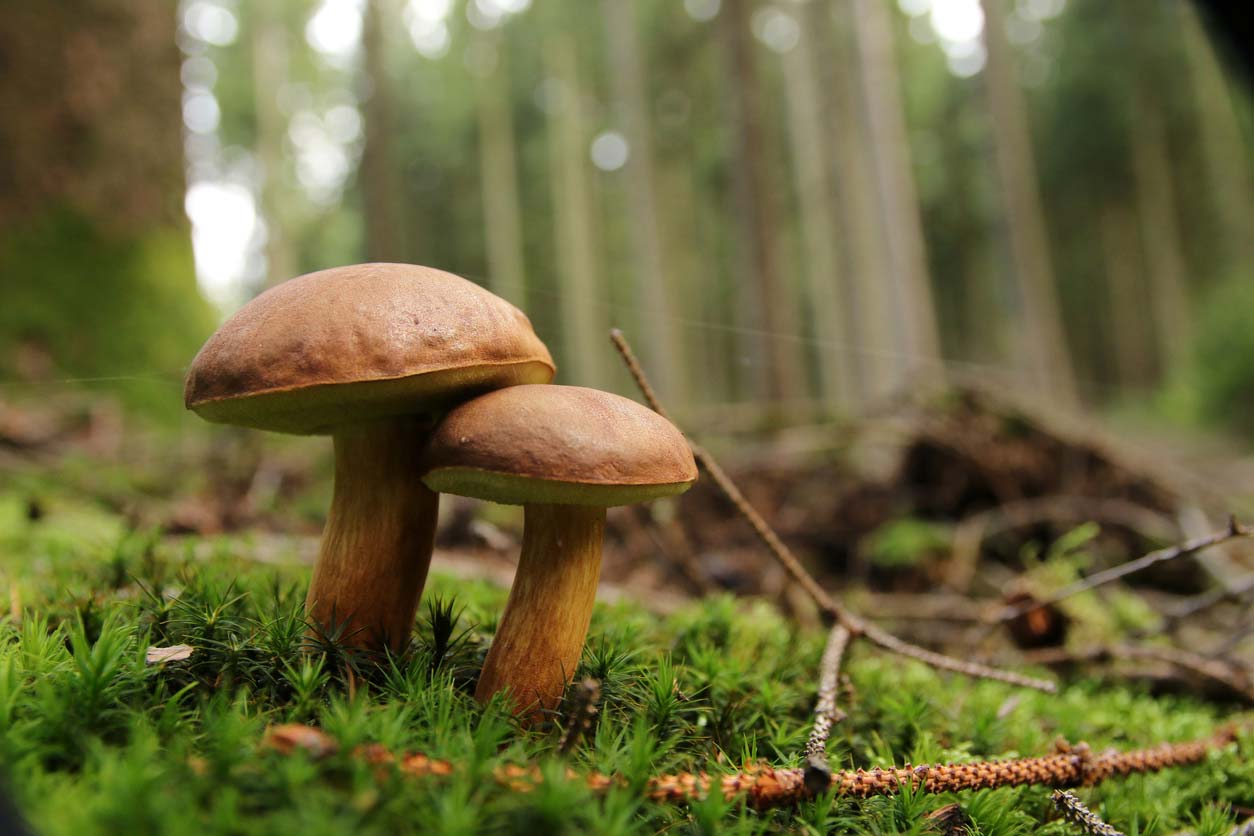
[421,385,698,506]
[184,263,555,433]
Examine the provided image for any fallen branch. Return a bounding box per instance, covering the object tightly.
[263,724,1237,811]
[1053,789,1125,836]
[947,496,1179,593]
[1017,644,1254,704]
[557,678,601,755]
[804,624,850,762]
[1163,573,1254,622]
[610,329,1056,694]
[998,518,1253,622]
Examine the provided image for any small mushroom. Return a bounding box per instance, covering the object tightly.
[421,384,697,717]
[184,263,554,651]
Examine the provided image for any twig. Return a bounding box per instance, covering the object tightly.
[269,724,1237,811]
[804,624,850,760]
[557,678,601,755]
[1053,790,1125,836]
[1163,573,1254,621]
[998,517,1253,622]
[802,624,850,791]
[1017,644,1254,703]
[859,621,1056,691]
[947,496,1179,593]
[610,329,1057,694]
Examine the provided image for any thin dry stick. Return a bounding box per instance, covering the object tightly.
[802,624,851,792]
[999,517,1253,622]
[1018,644,1254,703]
[805,624,851,761]
[269,724,1237,811]
[558,678,602,755]
[610,329,1056,694]
[1052,789,1125,836]
[1164,573,1254,621]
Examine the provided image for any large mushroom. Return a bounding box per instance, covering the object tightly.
[184,263,554,651]
[420,384,697,717]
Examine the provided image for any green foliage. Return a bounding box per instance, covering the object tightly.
[1189,272,1254,440]
[861,518,953,569]
[0,510,1247,835]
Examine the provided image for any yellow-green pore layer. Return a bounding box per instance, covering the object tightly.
[423,467,694,507]
[183,263,555,434]
[418,384,699,506]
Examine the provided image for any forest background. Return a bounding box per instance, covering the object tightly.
[2,0,1252,437]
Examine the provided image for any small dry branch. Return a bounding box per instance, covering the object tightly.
[1053,789,1125,836]
[610,329,1056,694]
[999,517,1252,622]
[264,724,1236,811]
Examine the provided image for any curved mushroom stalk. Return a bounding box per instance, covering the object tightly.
[474,504,604,718]
[184,263,555,655]
[420,385,697,721]
[306,418,438,651]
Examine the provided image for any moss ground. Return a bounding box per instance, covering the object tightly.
[0,461,1249,835]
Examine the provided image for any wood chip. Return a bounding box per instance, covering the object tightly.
[145,644,194,665]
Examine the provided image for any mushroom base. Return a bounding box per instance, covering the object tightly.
[306,419,438,651]
[475,503,604,720]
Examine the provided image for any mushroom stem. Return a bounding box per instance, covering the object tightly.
[306,418,437,651]
[475,503,605,718]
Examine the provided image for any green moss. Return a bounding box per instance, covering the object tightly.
[0,209,216,419]
[0,484,1248,834]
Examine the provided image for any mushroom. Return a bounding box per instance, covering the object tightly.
[420,384,697,717]
[184,263,554,651]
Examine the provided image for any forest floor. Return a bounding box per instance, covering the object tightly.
[0,388,1251,834]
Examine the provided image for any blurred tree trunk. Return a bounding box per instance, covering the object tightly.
[0,0,213,406]
[252,1,296,284]
[849,0,943,382]
[546,33,605,388]
[1181,4,1253,269]
[662,162,730,408]
[814,4,898,400]
[360,0,406,262]
[1099,202,1156,388]
[1130,94,1193,375]
[979,0,1079,406]
[718,0,805,405]
[601,0,686,404]
[473,29,527,307]
[779,0,857,412]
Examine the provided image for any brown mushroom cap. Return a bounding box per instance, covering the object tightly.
[184,263,555,434]
[421,385,698,506]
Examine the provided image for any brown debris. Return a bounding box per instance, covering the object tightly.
[144,644,194,665]
[262,724,339,759]
[925,803,975,835]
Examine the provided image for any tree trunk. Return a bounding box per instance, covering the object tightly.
[546,33,606,388]
[850,0,943,382]
[979,0,1079,406]
[1130,94,1192,375]
[1180,3,1253,270]
[359,0,406,262]
[601,0,686,405]
[779,2,857,412]
[814,4,899,400]
[473,28,528,307]
[252,1,296,284]
[717,0,805,405]
[1099,202,1156,388]
[0,0,213,405]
